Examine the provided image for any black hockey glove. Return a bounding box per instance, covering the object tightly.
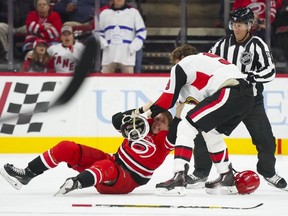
[149,104,166,118]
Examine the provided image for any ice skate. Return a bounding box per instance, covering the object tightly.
[264,174,287,190]
[54,177,82,196]
[205,164,237,195]
[156,164,189,196]
[186,171,208,189]
[0,163,36,190]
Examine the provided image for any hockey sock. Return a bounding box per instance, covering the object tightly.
[27,156,48,176]
[76,170,95,188]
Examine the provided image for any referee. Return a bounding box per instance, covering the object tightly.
[187,7,287,189]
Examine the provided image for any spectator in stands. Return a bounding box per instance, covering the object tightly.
[53,0,95,28]
[0,0,34,63]
[47,26,84,73]
[23,0,62,54]
[97,0,147,73]
[21,38,55,73]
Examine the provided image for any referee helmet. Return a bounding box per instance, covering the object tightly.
[229,7,254,30]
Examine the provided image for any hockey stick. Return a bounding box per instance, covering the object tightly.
[51,36,98,106]
[72,202,263,210]
[0,36,99,123]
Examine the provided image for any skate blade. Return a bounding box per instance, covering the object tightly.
[0,168,22,190]
[54,186,66,197]
[186,181,205,189]
[265,181,288,191]
[156,186,187,196]
[54,180,73,197]
[54,190,64,197]
[205,186,238,195]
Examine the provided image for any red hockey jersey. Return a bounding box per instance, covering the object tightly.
[115,129,174,185]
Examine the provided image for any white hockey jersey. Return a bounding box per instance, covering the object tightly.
[152,53,246,111]
[47,42,84,73]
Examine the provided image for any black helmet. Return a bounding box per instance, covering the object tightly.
[230,7,254,23]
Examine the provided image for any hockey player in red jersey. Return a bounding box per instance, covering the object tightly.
[0,102,184,195]
[150,45,255,195]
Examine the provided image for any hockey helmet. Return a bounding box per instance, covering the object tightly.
[230,7,254,23]
[120,115,150,141]
[229,7,254,30]
[235,170,260,194]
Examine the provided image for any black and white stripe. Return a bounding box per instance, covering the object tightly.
[209,34,276,96]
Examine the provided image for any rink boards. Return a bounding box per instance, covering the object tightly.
[0,73,287,154]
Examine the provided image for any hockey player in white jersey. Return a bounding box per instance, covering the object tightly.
[149,45,255,195]
[47,26,84,73]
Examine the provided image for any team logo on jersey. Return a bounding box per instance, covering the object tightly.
[183,97,199,105]
[240,51,253,65]
[130,137,156,158]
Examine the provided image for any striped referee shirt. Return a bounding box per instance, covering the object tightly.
[209,34,276,96]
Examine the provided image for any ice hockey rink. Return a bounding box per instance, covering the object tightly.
[0,153,287,216]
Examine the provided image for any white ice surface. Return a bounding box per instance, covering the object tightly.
[0,154,287,216]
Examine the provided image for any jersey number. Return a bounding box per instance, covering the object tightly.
[203,52,231,65]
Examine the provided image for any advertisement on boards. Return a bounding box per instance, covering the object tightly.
[0,74,287,153]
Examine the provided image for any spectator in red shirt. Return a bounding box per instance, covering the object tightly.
[23,0,62,53]
[232,0,282,39]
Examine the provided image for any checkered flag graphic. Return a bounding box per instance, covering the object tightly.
[0,82,56,134]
